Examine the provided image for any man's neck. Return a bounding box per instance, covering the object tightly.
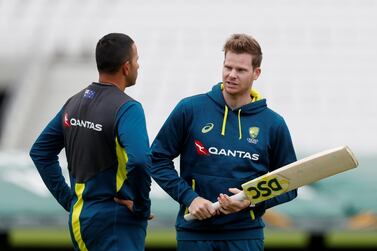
[222,91,252,110]
[98,74,126,91]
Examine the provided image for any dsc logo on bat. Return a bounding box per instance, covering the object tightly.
[242,175,290,204]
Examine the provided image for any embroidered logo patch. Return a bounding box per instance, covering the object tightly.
[201,123,214,133]
[247,127,259,144]
[83,89,96,99]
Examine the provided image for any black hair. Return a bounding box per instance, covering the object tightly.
[95,33,134,74]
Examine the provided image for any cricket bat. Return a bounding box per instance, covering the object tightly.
[184,145,358,221]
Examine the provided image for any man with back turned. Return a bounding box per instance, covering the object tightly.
[30,33,151,251]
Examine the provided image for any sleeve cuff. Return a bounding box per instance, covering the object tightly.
[181,190,199,208]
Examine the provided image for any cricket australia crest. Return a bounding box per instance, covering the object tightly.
[247,127,259,144]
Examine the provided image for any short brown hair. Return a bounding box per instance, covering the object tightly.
[223,34,263,68]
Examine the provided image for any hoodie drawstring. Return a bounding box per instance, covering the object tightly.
[215,83,263,140]
[221,105,228,136]
[221,106,243,140]
[238,109,242,140]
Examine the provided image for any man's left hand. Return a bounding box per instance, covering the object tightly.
[217,188,252,215]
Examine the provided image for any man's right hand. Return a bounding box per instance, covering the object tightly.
[188,197,217,220]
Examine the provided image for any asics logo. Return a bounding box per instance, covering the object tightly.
[201,123,214,133]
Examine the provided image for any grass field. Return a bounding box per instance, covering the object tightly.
[7,228,377,249]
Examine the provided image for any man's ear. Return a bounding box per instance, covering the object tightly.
[253,67,261,80]
[122,61,130,76]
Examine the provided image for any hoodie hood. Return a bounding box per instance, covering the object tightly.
[207,82,267,114]
[207,82,267,139]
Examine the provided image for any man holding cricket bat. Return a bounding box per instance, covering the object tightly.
[150,34,297,250]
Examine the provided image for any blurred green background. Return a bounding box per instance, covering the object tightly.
[0,153,376,250]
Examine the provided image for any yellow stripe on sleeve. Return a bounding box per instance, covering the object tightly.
[184,179,196,215]
[115,137,128,192]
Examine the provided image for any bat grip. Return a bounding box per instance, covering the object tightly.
[183,191,247,221]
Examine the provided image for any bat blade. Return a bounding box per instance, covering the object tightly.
[242,145,358,204]
[184,145,358,221]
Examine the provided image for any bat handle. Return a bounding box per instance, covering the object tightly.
[183,191,247,221]
[230,191,247,201]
